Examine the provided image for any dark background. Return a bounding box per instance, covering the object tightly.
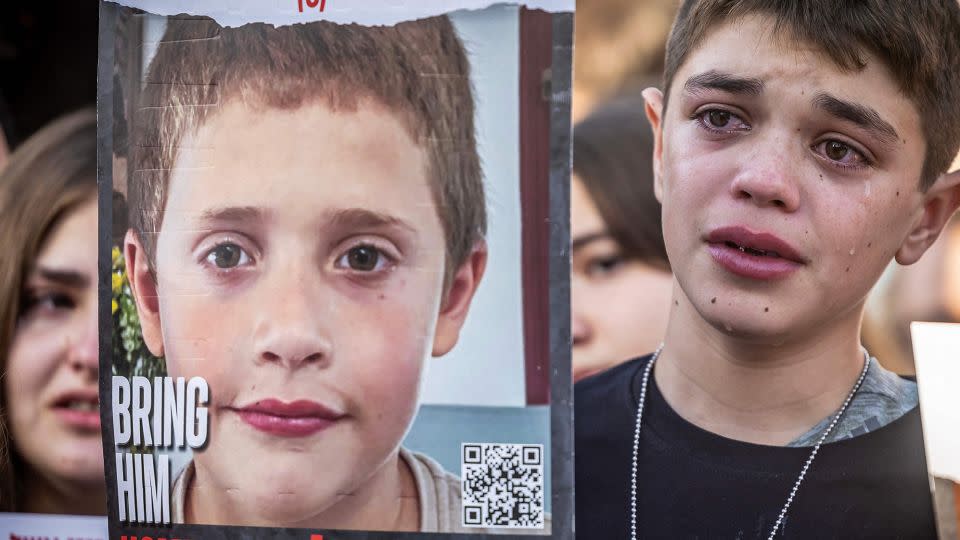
[0,0,98,150]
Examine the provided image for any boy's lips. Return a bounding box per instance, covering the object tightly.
[51,389,101,431]
[705,226,806,280]
[231,399,346,437]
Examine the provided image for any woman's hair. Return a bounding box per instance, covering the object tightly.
[0,108,97,511]
[573,94,670,271]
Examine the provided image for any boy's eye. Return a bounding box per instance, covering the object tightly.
[206,243,251,269]
[815,139,869,168]
[706,110,730,128]
[339,245,389,272]
[695,108,749,133]
[825,141,850,160]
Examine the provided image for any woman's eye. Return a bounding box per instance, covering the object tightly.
[205,243,251,269]
[21,292,75,317]
[586,255,625,278]
[339,245,388,272]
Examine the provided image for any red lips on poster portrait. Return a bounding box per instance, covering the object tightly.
[230,398,346,437]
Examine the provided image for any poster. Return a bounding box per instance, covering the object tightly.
[0,514,107,540]
[912,322,960,539]
[97,0,573,538]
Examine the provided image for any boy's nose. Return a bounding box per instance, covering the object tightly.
[729,148,801,212]
[256,331,332,369]
[252,273,334,370]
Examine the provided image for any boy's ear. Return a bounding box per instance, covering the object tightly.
[123,229,165,357]
[896,169,960,265]
[432,240,488,357]
[642,87,666,203]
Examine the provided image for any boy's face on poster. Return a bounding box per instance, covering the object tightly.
[139,100,454,521]
[6,199,102,486]
[646,15,935,343]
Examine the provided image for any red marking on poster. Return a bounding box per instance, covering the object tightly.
[298,0,327,13]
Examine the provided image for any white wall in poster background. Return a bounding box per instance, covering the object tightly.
[0,513,107,537]
[137,4,537,407]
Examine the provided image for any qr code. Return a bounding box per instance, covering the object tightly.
[461,443,545,529]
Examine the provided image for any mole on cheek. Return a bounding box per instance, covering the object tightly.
[711,297,717,304]
[764,307,769,313]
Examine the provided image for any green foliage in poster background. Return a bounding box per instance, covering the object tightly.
[112,246,167,380]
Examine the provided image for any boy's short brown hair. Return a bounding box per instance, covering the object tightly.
[130,15,484,275]
[661,0,960,189]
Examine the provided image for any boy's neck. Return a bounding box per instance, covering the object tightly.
[188,449,420,530]
[654,293,868,446]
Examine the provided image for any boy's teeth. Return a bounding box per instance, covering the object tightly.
[725,241,780,258]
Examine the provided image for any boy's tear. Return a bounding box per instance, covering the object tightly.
[849,248,856,255]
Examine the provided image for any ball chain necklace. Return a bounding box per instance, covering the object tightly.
[629,344,870,540]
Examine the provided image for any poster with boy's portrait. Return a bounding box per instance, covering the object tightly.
[97,1,573,538]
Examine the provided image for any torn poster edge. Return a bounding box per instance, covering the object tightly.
[109,0,574,28]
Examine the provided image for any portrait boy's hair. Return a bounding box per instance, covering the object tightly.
[130,15,485,277]
[661,0,960,188]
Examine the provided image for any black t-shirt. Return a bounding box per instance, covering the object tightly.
[575,355,937,539]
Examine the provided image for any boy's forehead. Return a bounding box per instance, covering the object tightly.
[669,15,920,136]
[677,16,851,87]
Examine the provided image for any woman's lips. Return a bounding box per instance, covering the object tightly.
[706,226,805,280]
[232,399,345,437]
[52,390,101,431]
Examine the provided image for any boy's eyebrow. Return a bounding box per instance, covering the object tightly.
[33,266,90,288]
[328,208,416,233]
[198,206,266,223]
[683,70,765,96]
[811,93,899,144]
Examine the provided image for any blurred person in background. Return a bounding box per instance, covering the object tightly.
[572,95,673,382]
[573,0,678,119]
[863,152,960,374]
[0,109,102,515]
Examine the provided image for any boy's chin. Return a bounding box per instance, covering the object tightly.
[699,309,799,345]
[223,480,347,526]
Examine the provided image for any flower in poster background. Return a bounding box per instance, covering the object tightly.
[112,246,166,380]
